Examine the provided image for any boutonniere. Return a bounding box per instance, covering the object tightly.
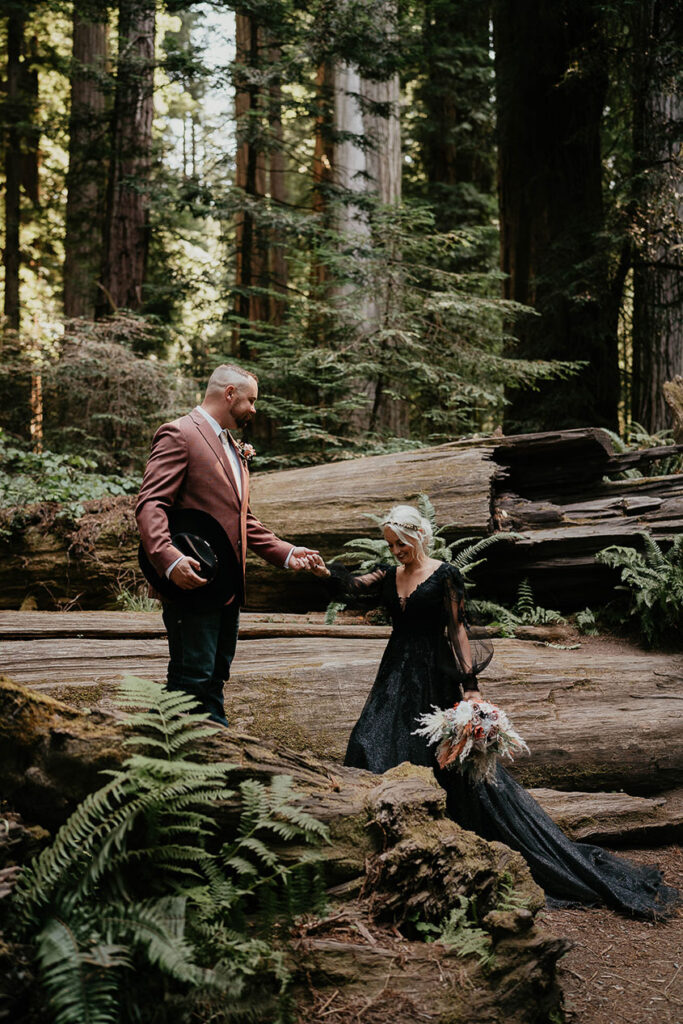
[234,439,256,464]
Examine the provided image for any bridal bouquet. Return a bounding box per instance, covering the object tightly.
[413,700,529,784]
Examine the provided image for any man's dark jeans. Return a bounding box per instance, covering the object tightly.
[162,600,240,725]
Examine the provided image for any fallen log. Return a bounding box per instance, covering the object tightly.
[0,609,574,643]
[4,626,682,795]
[1,427,681,611]
[0,678,567,1024]
[531,787,683,845]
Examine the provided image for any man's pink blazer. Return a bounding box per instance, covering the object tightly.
[136,409,291,602]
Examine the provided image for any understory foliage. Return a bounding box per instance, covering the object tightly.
[0,316,197,474]
[412,872,530,969]
[596,532,683,647]
[604,424,683,478]
[8,676,328,1024]
[231,203,577,464]
[0,429,139,514]
[468,578,566,637]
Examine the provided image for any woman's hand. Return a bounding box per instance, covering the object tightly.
[462,689,481,702]
[310,558,331,578]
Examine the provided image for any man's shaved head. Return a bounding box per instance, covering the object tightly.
[205,364,258,398]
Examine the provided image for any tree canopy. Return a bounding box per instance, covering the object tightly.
[1,0,681,471]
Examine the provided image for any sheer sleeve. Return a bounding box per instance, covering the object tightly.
[444,566,494,689]
[325,562,389,607]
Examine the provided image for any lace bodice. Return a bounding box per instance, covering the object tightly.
[328,560,493,684]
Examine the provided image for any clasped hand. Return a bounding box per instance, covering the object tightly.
[170,548,328,588]
[288,547,326,572]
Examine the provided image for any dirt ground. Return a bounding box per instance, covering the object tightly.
[293,846,681,1024]
[541,844,683,1024]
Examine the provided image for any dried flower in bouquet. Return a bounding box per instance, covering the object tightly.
[413,700,529,784]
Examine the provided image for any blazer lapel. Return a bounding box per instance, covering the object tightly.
[190,410,241,503]
[225,431,246,505]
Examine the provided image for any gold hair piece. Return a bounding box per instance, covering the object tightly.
[384,519,422,532]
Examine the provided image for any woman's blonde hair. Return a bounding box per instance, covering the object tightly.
[381,504,433,553]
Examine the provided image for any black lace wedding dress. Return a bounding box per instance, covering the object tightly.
[328,560,679,919]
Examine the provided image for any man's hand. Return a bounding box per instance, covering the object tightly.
[169,556,208,589]
[288,546,321,571]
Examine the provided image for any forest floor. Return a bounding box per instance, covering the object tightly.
[542,844,683,1024]
[292,846,682,1024]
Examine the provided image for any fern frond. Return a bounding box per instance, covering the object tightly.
[448,532,518,577]
[514,578,535,616]
[325,600,346,624]
[37,916,123,1024]
[98,899,203,985]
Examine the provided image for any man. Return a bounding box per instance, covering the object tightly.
[136,364,320,726]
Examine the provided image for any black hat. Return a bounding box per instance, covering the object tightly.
[138,508,240,608]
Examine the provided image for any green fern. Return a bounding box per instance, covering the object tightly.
[467,578,565,635]
[36,915,126,1024]
[511,578,566,626]
[9,676,329,1023]
[596,532,683,646]
[575,607,599,636]
[434,895,494,967]
[604,423,682,478]
[494,873,531,912]
[324,600,346,624]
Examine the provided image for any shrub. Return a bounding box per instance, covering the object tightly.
[8,676,327,1023]
[596,533,683,647]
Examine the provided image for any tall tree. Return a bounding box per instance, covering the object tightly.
[3,3,30,331]
[494,0,617,432]
[332,59,404,432]
[232,12,289,357]
[99,0,155,314]
[630,0,683,433]
[415,0,494,235]
[64,1,109,318]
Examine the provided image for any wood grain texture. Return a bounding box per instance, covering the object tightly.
[4,628,680,795]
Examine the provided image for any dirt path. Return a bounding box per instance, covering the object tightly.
[541,845,683,1024]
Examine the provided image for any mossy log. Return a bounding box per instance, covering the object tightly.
[0,677,568,1024]
[2,426,682,612]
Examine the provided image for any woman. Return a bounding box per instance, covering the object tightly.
[312,504,678,919]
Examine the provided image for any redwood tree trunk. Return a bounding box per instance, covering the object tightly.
[631,0,683,433]
[3,7,26,332]
[494,0,617,433]
[418,0,494,232]
[99,0,155,314]
[233,16,288,356]
[64,4,109,318]
[268,45,287,325]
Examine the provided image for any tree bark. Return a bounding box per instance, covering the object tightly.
[418,0,494,231]
[631,0,683,433]
[99,0,155,314]
[233,17,288,358]
[3,6,26,332]
[494,0,618,433]
[332,54,405,434]
[64,4,109,318]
